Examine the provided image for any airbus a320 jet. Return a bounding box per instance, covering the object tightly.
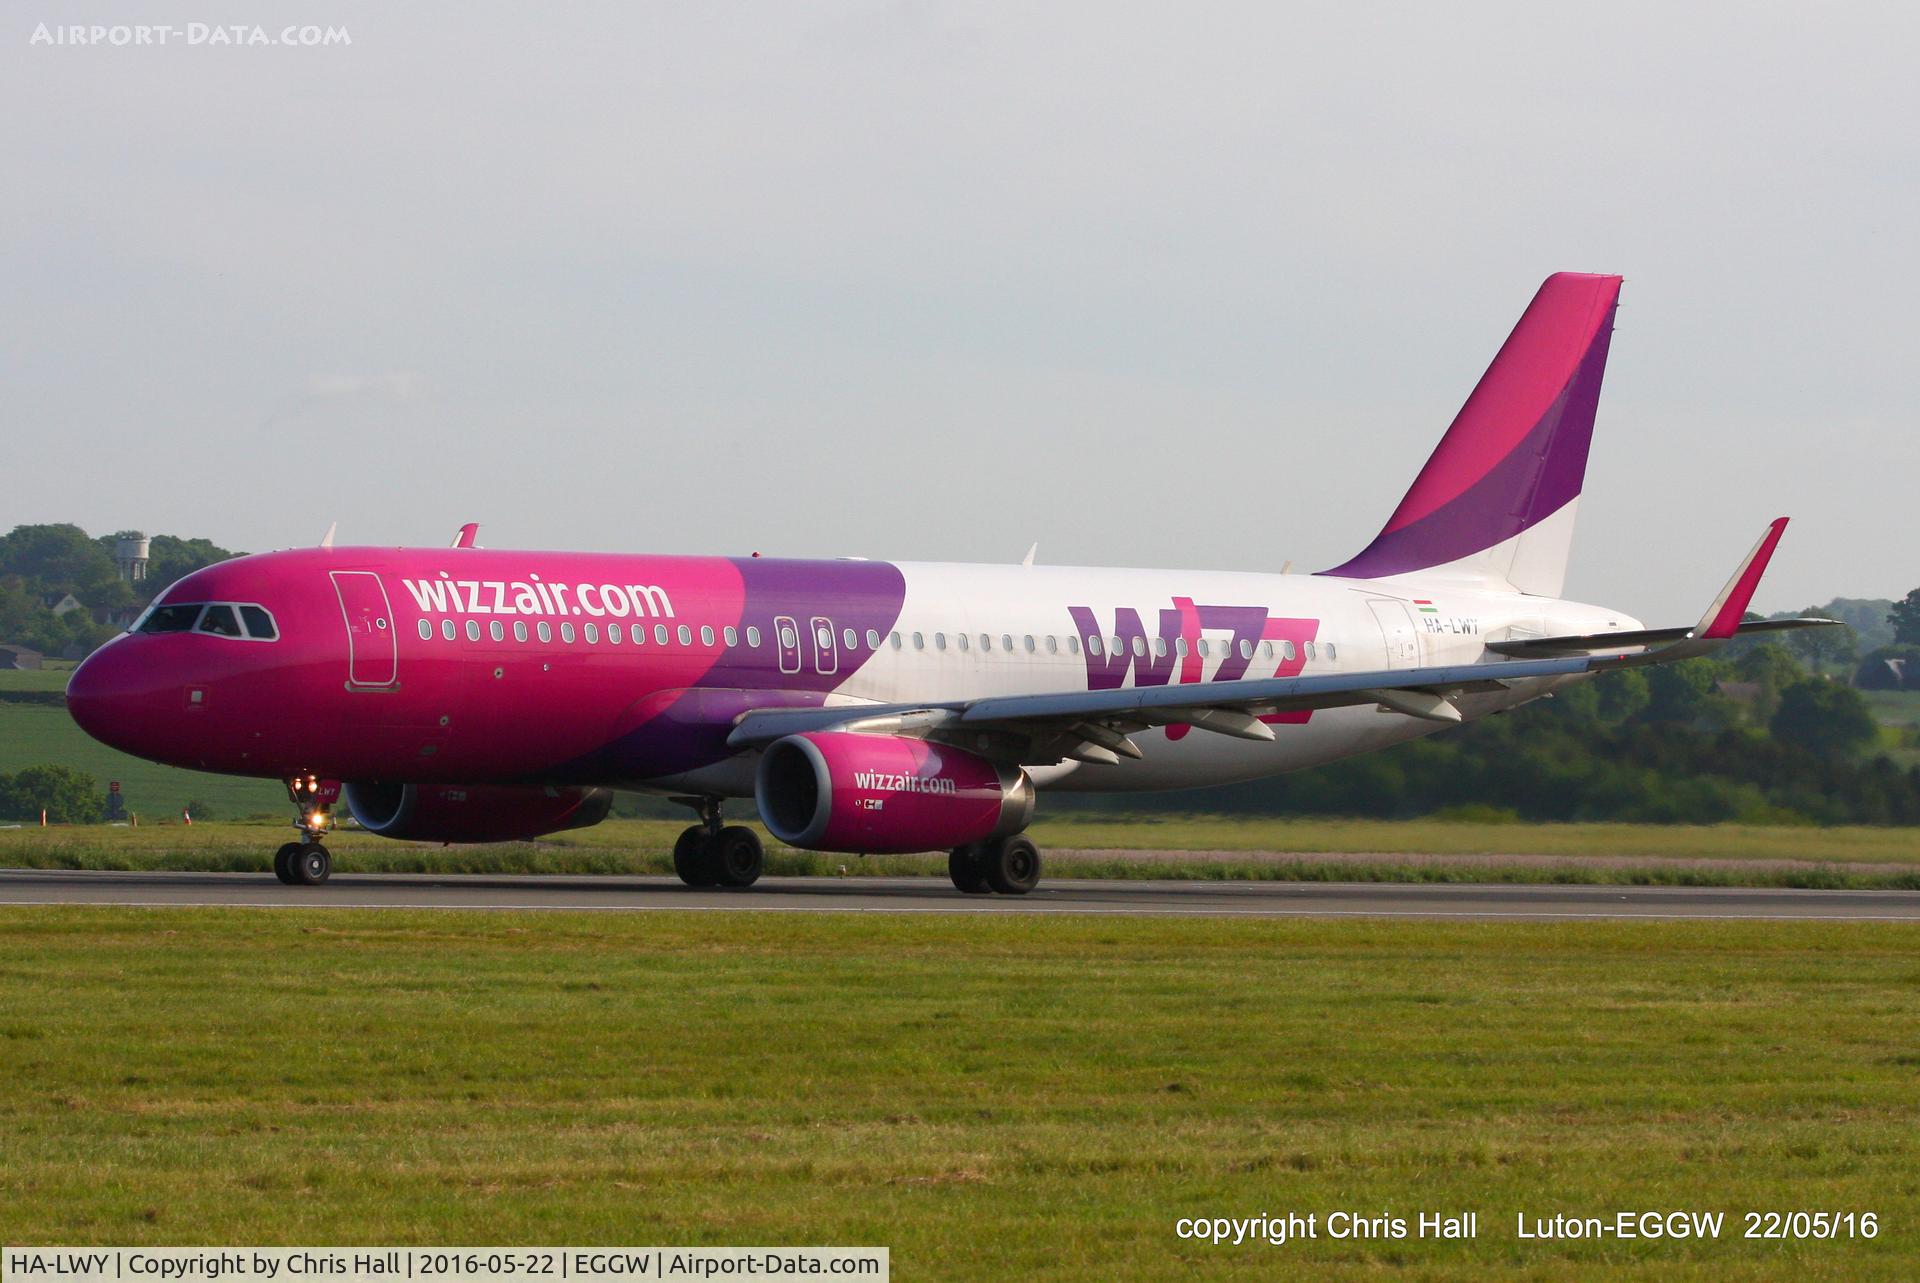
[67,273,1834,893]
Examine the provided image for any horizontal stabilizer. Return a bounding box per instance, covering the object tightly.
[1488,616,1841,658]
[1490,518,1821,662]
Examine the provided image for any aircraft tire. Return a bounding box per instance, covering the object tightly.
[982,835,1041,895]
[673,825,721,887]
[948,845,992,894]
[273,842,303,884]
[714,826,764,888]
[291,842,332,886]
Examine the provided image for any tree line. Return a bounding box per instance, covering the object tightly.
[0,524,239,656]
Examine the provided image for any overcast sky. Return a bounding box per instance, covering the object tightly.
[4,3,1913,620]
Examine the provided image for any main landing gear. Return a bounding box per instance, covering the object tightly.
[275,776,334,886]
[669,796,764,889]
[949,834,1042,895]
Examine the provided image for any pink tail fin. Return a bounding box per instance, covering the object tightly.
[1322,272,1623,596]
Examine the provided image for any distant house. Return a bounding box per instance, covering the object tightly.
[0,645,44,670]
[40,592,84,617]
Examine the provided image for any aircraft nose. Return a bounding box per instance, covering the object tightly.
[66,637,169,755]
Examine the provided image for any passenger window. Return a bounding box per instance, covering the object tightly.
[957,633,970,652]
[1174,638,1187,656]
[889,631,902,649]
[1151,637,1166,658]
[1023,635,1035,653]
[912,632,925,650]
[1326,642,1338,661]
[559,622,575,643]
[1045,636,1057,653]
[137,603,204,634]
[1088,636,1103,656]
[581,622,596,643]
[198,605,243,637]
[866,629,879,648]
[491,621,506,642]
[515,621,528,642]
[978,634,990,651]
[631,623,646,644]
[700,625,715,646]
[1109,636,1122,656]
[678,625,692,645]
[1282,640,1296,660]
[607,623,621,645]
[1261,640,1274,659]
[538,621,553,643]
[443,619,458,641]
[779,623,797,648]
[844,628,857,649]
[656,624,669,645]
[1238,639,1252,659]
[1003,634,1014,653]
[1066,636,1079,654]
[1130,636,1146,658]
[1305,641,1316,660]
[725,626,738,646]
[745,625,760,647]
[934,633,947,651]
[240,606,277,640]
[417,619,432,641]
[1198,639,1210,657]
[466,620,482,642]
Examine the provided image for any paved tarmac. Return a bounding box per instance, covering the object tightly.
[0,869,1916,920]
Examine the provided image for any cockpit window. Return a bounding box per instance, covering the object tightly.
[197,605,244,637]
[239,606,277,640]
[138,604,204,634]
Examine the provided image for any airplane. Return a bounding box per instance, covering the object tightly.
[66,272,1835,894]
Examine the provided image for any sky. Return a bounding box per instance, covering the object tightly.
[3,3,1913,621]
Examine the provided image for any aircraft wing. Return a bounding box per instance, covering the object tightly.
[727,518,1806,767]
[727,653,1596,764]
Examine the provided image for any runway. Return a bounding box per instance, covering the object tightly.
[1,869,1917,920]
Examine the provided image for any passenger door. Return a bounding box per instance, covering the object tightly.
[331,571,398,688]
[1366,599,1420,669]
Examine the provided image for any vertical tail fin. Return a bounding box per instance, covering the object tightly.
[1321,272,1623,597]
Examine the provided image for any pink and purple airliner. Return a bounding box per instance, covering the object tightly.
[66,273,1834,893]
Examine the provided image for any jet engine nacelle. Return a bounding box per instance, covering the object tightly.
[343,782,613,843]
[755,732,1035,854]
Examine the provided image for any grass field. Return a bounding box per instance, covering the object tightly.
[0,908,1912,1280]
[0,698,286,818]
[0,659,74,692]
[4,817,1918,888]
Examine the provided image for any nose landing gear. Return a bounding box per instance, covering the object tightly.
[275,776,335,886]
[669,795,764,888]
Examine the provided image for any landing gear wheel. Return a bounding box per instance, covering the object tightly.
[673,825,721,887]
[948,845,991,894]
[290,843,331,886]
[982,835,1042,895]
[272,842,302,884]
[713,826,764,888]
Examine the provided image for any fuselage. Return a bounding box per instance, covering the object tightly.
[66,546,1639,797]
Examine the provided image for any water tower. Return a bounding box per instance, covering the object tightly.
[115,532,151,583]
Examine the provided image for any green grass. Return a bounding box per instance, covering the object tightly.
[0,699,285,818]
[0,660,74,692]
[0,909,1913,1279]
[4,818,1919,888]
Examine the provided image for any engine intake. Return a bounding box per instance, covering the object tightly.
[343,782,613,843]
[756,732,1034,854]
